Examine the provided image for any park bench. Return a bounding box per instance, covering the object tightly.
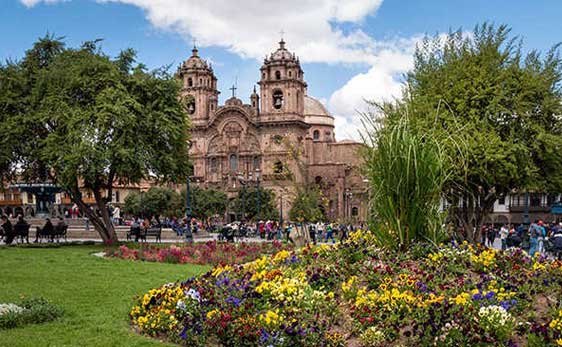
[13,223,31,244]
[126,226,140,241]
[139,225,162,243]
[52,225,68,242]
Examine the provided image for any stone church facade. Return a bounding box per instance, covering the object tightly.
[177,40,367,222]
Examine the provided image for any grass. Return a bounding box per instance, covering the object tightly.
[0,244,210,346]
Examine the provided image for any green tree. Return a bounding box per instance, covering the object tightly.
[0,36,190,243]
[381,23,562,242]
[186,187,228,223]
[231,187,278,221]
[123,187,182,222]
[288,187,325,223]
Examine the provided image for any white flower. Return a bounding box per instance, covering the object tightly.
[0,303,25,316]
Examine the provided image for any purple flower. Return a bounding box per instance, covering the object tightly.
[485,291,495,300]
[472,293,483,300]
[225,296,242,307]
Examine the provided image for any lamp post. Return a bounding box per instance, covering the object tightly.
[279,194,283,226]
[185,141,193,239]
[344,188,352,220]
[237,173,247,223]
[255,168,261,222]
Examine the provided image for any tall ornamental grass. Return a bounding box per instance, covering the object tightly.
[362,115,450,250]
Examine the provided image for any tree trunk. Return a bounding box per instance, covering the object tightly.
[67,185,118,244]
[93,188,118,244]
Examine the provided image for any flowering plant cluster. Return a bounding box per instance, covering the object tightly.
[0,297,63,329]
[107,240,292,265]
[131,231,562,346]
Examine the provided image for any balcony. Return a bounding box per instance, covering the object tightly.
[509,204,550,213]
[0,199,23,206]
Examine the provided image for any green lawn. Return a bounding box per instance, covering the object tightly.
[0,245,209,346]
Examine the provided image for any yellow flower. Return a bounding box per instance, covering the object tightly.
[206,308,220,320]
[453,292,470,306]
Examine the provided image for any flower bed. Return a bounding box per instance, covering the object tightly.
[130,231,562,346]
[0,297,64,329]
[107,240,292,266]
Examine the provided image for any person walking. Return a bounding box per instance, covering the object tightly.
[537,220,546,254]
[325,223,335,243]
[486,225,496,248]
[529,220,541,257]
[499,224,509,251]
[308,222,317,245]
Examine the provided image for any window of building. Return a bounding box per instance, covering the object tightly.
[252,100,256,107]
[115,191,120,203]
[275,70,281,80]
[288,70,292,77]
[273,161,283,174]
[262,72,266,79]
[211,157,218,173]
[530,193,542,207]
[187,77,193,87]
[313,130,320,140]
[351,207,358,216]
[229,154,238,171]
[253,156,260,170]
[315,176,322,185]
[273,90,283,109]
[199,78,202,85]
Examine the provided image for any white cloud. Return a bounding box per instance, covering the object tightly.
[21,0,423,142]
[20,0,66,6]
[329,37,420,141]
[22,0,383,64]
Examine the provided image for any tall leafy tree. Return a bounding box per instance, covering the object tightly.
[0,36,190,243]
[379,23,562,241]
[191,187,228,222]
[123,187,183,221]
[231,187,278,221]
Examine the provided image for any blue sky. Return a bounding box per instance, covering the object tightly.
[2,0,562,140]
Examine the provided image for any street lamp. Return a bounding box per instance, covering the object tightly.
[185,141,193,240]
[255,168,261,222]
[279,194,283,226]
[237,173,247,223]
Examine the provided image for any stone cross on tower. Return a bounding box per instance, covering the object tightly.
[229,85,237,98]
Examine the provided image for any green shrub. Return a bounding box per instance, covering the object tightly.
[0,297,63,329]
[363,115,450,250]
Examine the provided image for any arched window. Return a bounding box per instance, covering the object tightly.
[288,70,292,77]
[253,156,260,170]
[351,207,359,216]
[275,70,281,80]
[273,90,283,109]
[262,72,266,79]
[187,77,193,87]
[199,78,202,85]
[313,130,320,140]
[315,176,322,185]
[273,161,283,174]
[210,157,218,173]
[229,154,238,171]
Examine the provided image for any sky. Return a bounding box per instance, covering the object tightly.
[2,0,562,140]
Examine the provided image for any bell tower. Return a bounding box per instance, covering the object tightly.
[258,39,306,117]
[177,46,219,124]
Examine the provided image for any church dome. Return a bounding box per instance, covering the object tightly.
[263,39,300,66]
[182,47,212,71]
[304,96,334,126]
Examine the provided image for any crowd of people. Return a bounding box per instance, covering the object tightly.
[478,219,562,259]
